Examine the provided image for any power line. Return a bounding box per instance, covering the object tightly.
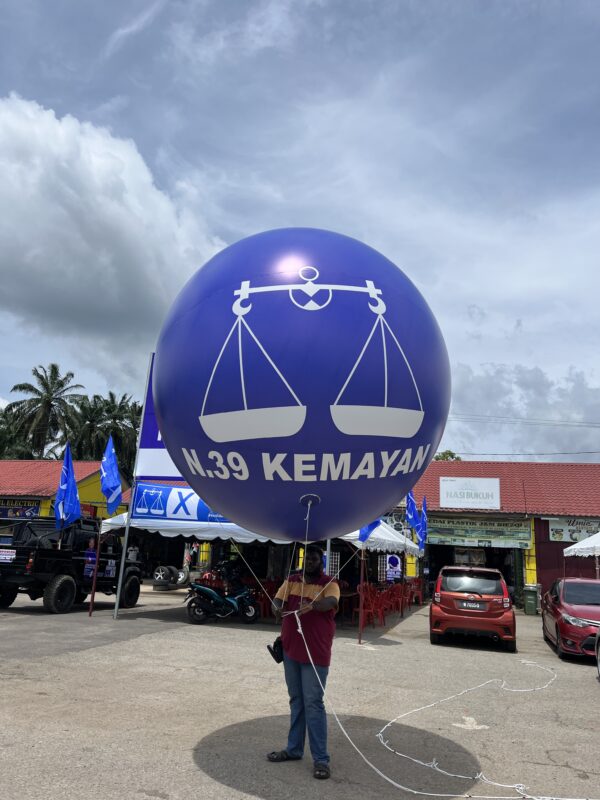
[454,450,600,457]
[448,414,600,429]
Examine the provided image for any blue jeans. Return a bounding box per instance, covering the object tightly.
[283,653,329,765]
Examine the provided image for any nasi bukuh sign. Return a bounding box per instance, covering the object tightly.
[439,477,501,510]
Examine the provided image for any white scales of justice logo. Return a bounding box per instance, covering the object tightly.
[199,266,425,444]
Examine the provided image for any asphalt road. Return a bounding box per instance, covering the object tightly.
[1,587,599,800]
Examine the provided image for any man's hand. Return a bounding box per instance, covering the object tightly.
[272,598,283,623]
[297,598,313,616]
[311,597,338,613]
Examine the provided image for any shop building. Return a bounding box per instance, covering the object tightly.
[0,460,129,521]
[403,460,600,598]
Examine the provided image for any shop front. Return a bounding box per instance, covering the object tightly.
[424,514,531,602]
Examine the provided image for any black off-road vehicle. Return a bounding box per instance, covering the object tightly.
[0,517,142,613]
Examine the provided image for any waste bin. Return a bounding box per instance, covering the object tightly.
[523,584,538,615]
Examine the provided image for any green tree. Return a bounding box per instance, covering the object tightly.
[0,406,35,459]
[70,395,110,461]
[434,449,462,461]
[68,392,141,480]
[6,364,85,457]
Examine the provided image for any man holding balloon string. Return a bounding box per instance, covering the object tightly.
[152,227,451,780]
[267,544,340,780]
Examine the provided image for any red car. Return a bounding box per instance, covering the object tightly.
[541,578,600,659]
[430,566,516,652]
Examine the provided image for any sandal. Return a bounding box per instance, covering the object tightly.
[313,762,330,779]
[267,750,302,762]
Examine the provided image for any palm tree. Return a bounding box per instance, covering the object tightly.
[6,364,85,457]
[67,392,141,479]
[0,406,35,459]
[70,395,109,461]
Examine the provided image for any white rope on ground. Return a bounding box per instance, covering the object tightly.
[234,524,595,799]
[293,610,597,800]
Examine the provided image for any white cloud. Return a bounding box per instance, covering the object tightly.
[0,94,223,388]
[0,397,8,410]
[102,1,166,60]
[168,0,313,67]
[441,364,600,461]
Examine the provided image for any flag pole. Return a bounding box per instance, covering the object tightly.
[88,531,102,617]
[113,355,153,620]
[358,545,365,645]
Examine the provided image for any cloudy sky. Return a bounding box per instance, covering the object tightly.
[0,0,599,461]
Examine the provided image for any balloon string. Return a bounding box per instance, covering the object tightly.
[293,613,579,800]
[232,533,361,618]
[300,499,311,608]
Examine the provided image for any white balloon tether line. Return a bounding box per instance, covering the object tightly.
[231,523,592,800]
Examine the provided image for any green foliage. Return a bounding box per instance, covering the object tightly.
[1,363,142,481]
[433,449,462,461]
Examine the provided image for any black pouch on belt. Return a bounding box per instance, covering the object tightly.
[267,635,284,664]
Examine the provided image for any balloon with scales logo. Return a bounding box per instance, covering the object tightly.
[153,228,451,542]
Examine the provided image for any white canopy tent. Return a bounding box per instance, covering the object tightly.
[101,513,419,553]
[564,531,600,579]
[101,513,289,544]
[340,520,420,555]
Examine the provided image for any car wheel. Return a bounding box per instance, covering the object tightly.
[595,640,600,681]
[43,574,76,614]
[429,630,443,645]
[176,566,190,586]
[555,626,566,660]
[505,640,517,653]
[541,613,550,642]
[120,575,140,608]
[153,565,170,582]
[167,566,180,584]
[153,579,171,592]
[0,586,19,608]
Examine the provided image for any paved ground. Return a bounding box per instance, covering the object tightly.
[1,586,599,800]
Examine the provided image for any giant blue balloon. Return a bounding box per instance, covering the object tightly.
[153,228,450,541]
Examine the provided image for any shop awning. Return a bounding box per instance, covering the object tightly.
[563,530,600,557]
[101,512,419,553]
[341,521,420,555]
[101,513,289,543]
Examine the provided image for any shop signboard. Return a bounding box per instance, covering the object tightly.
[547,517,600,543]
[439,477,500,510]
[132,481,228,523]
[0,498,40,519]
[427,515,531,549]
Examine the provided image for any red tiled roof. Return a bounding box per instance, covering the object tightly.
[0,460,101,498]
[411,460,600,517]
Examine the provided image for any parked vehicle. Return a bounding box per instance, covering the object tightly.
[185,560,259,624]
[541,578,600,659]
[0,517,142,613]
[595,629,600,680]
[429,566,516,652]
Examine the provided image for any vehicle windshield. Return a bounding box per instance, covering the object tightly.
[12,522,61,547]
[441,572,503,595]
[563,582,600,606]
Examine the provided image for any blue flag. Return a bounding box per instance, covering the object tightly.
[405,490,420,532]
[101,435,122,515]
[359,518,380,543]
[418,496,428,551]
[55,442,81,528]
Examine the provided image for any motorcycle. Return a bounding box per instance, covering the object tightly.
[185,560,260,625]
